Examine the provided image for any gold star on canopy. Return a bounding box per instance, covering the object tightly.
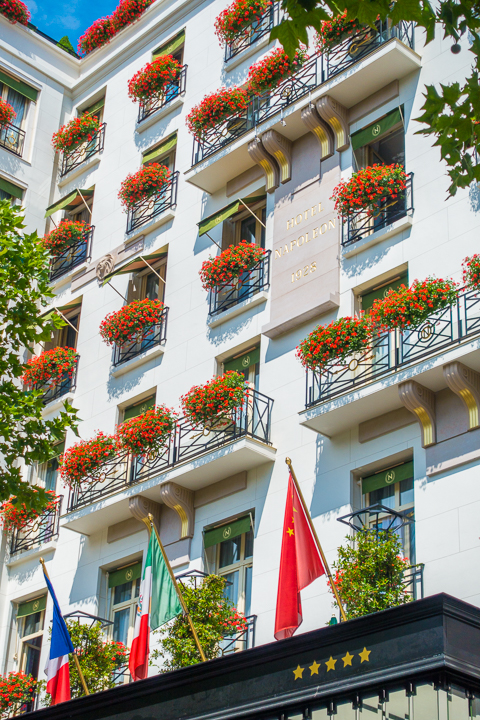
[325,656,337,672]
[342,651,354,667]
[287,527,294,536]
[293,665,304,680]
[359,647,371,663]
[309,661,320,675]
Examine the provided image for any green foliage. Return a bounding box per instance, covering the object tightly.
[0,201,78,513]
[57,35,75,53]
[332,530,412,619]
[152,575,244,671]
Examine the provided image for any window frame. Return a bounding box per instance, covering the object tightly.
[17,606,45,679]
[108,569,141,648]
[209,527,254,618]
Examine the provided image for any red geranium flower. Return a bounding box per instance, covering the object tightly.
[186,87,248,139]
[331,164,407,218]
[296,316,373,371]
[200,241,266,290]
[43,220,91,255]
[52,115,100,153]
[181,371,247,427]
[0,98,16,127]
[0,493,58,531]
[118,163,171,209]
[99,298,165,346]
[0,0,30,25]
[116,406,177,455]
[128,55,181,102]
[314,11,363,54]
[214,0,271,45]
[60,432,117,488]
[22,347,78,387]
[247,46,308,96]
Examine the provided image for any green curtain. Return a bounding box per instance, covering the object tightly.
[0,70,38,103]
[351,107,403,151]
[0,177,23,200]
[204,515,251,549]
[362,461,414,495]
[108,562,142,589]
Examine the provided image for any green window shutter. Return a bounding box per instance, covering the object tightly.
[153,30,185,58]
[142,133,177,165]
[17,595,47,618]
[361,273,408,314]
[82,97,105,116]
[362,461,414,495]
[0,70,38,103]
[123,395,155,422]
[0,178,23,200]
[204,515,251,549]
[108,562,142,589]
[351,107,403,151]
[198,195,265,236]
[45,188,94,218]
[224,347,260,374]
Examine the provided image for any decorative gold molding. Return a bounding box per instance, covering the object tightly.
[443,361,480,430]
[398,380,436,447]
[128,495,162,536]
[160,482,194,539]
[261,129,292,184]
[247,138,280,192]
[300,104,334,160]
[316,96,349,152]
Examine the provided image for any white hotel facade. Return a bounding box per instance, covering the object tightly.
[0,0,479,699]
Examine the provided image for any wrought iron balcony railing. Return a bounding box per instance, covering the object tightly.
[209,251,271,317]
[60,122,106,177]
[112,308,168,366]
[49,226,94,282]
[138,65,188,123]
[10,496,62,555]
[192,21,414,166]
[0,122,25,157]
[220,614,256,654]
[67,388,273,512]
[126,171,179,233]
[224,2,282,62]
[342,173,414,247]
[305,286,480,407]
[37,355,79,406]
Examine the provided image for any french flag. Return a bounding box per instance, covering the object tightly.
[43,570,74,705]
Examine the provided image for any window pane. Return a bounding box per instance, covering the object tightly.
[114,581,132,605]
[113,607,131,645]
[44,456,59,493]
[134,577,140,598]
[240,216,256,244]
[6,88,26,126]
[219,536,241,568]
[400,478,414,506]
[145,272,159,301]
[369,484,395,509]
[23,636,42,679]
[23,611,42,637]
[244,565,252,617]
[223,570,239,607]
[244,530,254,559]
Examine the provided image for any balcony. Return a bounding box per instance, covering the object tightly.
[112,309,168,368]
[60,123,106,178]
[224,2,282,63]
[49,226,93,282]
[138,65,187,124]
[300,286,480,436]
[342,172,414,250]
[0,122,25,157]
[126,171,178,234]
[38,355,79,406]
[10,496,62,556]
[209,251,270,319]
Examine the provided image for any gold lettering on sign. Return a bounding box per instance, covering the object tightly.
[291,261,317,283]
[276,202,335,259]
[275,248,282,259]
[285,203,323,231]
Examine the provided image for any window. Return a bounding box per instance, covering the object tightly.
[108,562,142,647]
[39,441,65,493]
[64,192,93,225]
[126,257,167,304]
[223,346,260,390]
[45,306,81,352]
[122,394,155,423]
[222,200,266,250]
[16,596,46,680]
[0,177,23,205]
[362,460,415,564]
[359,272,408,314]
[79,97,105,124]
[352,107,405,171]
[142,133,177,173]
[204,515,253,617]
[153,30,185,66]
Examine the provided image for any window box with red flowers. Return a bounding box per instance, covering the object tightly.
[116,406,176,456]
[60,432,117,488]
[462,255,480,289]
[0,0,30,25]
[200,241,267,291]
[186,87,249,140]
[22,347,79,404]
[54,116,105,178]
[0,672,37,716]
[100,299,168,366]
[332,164,408,219]
[314,11,363,54]
[119,164,177,233]
[0,98,16,128]
[181,371,247,430]
[297,316,373,372]
[246,47,308,96]
[77,0,153,55]
[129,55,185,123]
[1,491,57,532]
[215,0,271,46]
[45,220,94,282]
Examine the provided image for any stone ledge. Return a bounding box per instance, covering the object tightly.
[208,291,268,328]
[57,155,101,188]
[342,215,413,258]
[136,96,184,133]
[225,35,271,72]
[111,343,165,378]
[262,293,339,339]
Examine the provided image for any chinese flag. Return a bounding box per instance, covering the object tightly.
[274,473,325,640]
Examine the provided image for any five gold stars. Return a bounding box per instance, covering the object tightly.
[309,660,320,675]
[293,665,304,680]
[325,656,337,671]
[342,651,354,667]
[359,647,371,663]
[293,648,371,680]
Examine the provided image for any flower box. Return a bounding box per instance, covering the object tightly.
[52,115,100,154]
[0,0,30,25]
[22,347,78,388]
[100,299,165,346]
[77,0,153,54]
[181,370,247,429]
[200,241,266,291]
[60,432,117,488]
[0,98,16,128]
[214,0,271,45]
[116,405,176,455]
[118,164,171,209]
[331,164,407,218]
[186,87,248,139]
[247,47,308,96]
[462,255,480,288]
[0,672,37,716]
[113,0,152,30]
[128,55,181,103]
[296,316,373,371]
[43,220,91,255]
[0,492,57,531]
[314,11,363,53]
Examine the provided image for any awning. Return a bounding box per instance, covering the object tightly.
[204,514,251,549]
[17,595,47,618]
[45,187,94,218]
[102,248,168,286]
[41,296,83,324]
[198,195,266,237]
[351,107,403,151]
[224,347,260,374]
[108,562,142,589]
[123,394,155,422]
[0,177,23,199]
[0,69,38,103]
[362,460,413,495]
[82,97,105,117]
[142,132,177,165]
[153,29,185,58]
[361,273,407,313]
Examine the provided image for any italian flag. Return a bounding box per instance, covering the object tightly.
[129,530,182,681]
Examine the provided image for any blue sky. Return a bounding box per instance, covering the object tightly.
[25,0,118,49]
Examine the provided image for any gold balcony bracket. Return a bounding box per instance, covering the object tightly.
[443,361,480,430]
[160,482,195,539]
[300,104,334,160]
[129,495,162,536]
[316,96,349,153]
[398,380,436,447]
[261,129,292,184]
[248,137,280,192]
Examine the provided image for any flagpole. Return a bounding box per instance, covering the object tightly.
[284,459,348,623]
[146,515,207,662]
[39,558,90,696]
